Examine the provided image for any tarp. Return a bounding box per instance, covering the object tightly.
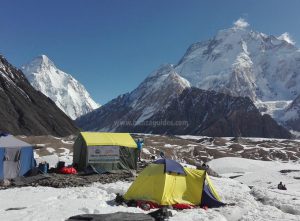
[19,147,35,176]
[80,132,137,148]
[67,212,155,221]
[201,185,225,207]
[154,158,186,175]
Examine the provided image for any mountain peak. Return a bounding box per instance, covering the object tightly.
[233,18,250,30]
[35,54,55,68]
[39,54,50,62]
[0,54,78,136]
[21,55,100,119]
[148,64,174,77]
[21,54,56,73]
[175,20,300,102]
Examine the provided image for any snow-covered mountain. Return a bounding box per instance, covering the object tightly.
[76,64,291,138]
[0,55,78,136]
[21,55,100,120]
[77,18,300,134]
[175,18,300,103]
[76,64,190,131]
[173,19,300,130]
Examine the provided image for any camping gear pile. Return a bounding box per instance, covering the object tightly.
[116,158,225,210]
[56,161,77,174]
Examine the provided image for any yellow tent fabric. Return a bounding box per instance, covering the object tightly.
[80,132,137,148]
[124,165,206,205]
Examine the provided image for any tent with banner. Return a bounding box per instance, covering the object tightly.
[0,133,35,180]
[124,158,225,208]
[73,132,138,172]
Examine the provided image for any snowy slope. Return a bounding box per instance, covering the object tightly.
[209,157,300,217]
[22,55,100,119]
[129,64,191,125]
[175,19,300,103]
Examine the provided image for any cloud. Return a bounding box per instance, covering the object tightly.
[278,32,295,45]
[233,18,249,29]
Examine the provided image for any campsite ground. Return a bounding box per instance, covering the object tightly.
[0,134,299,220]
[0,158,299,220]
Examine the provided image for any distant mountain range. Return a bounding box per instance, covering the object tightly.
[21,55,100,120]
[1,19,298,138]
[0,55,78,136]
[77,20,299,137]
[76,66,291,138]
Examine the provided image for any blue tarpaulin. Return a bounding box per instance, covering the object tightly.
[201,184,226,207]
[154,158,186,175]
[19,147,35,176]
[0,135,35,180]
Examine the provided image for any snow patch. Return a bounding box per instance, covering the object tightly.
[278,32,296,45]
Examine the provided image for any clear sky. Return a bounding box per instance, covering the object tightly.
[1,0,300,104]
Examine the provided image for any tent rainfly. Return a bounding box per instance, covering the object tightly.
[124,158,225,207]
[73,132,138,172]
[0,134,35,180]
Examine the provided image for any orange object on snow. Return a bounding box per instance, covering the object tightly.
[136,200,197,211]
[172,204,196,210]
[58,167,77,174]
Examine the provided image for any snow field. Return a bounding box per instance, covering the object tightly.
[1,162,299,220]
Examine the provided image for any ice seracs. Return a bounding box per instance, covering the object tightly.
[22,55,100,120]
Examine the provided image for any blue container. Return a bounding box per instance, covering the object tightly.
[38,163,48,174]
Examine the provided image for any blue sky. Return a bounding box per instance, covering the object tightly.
[1,0,300,104]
